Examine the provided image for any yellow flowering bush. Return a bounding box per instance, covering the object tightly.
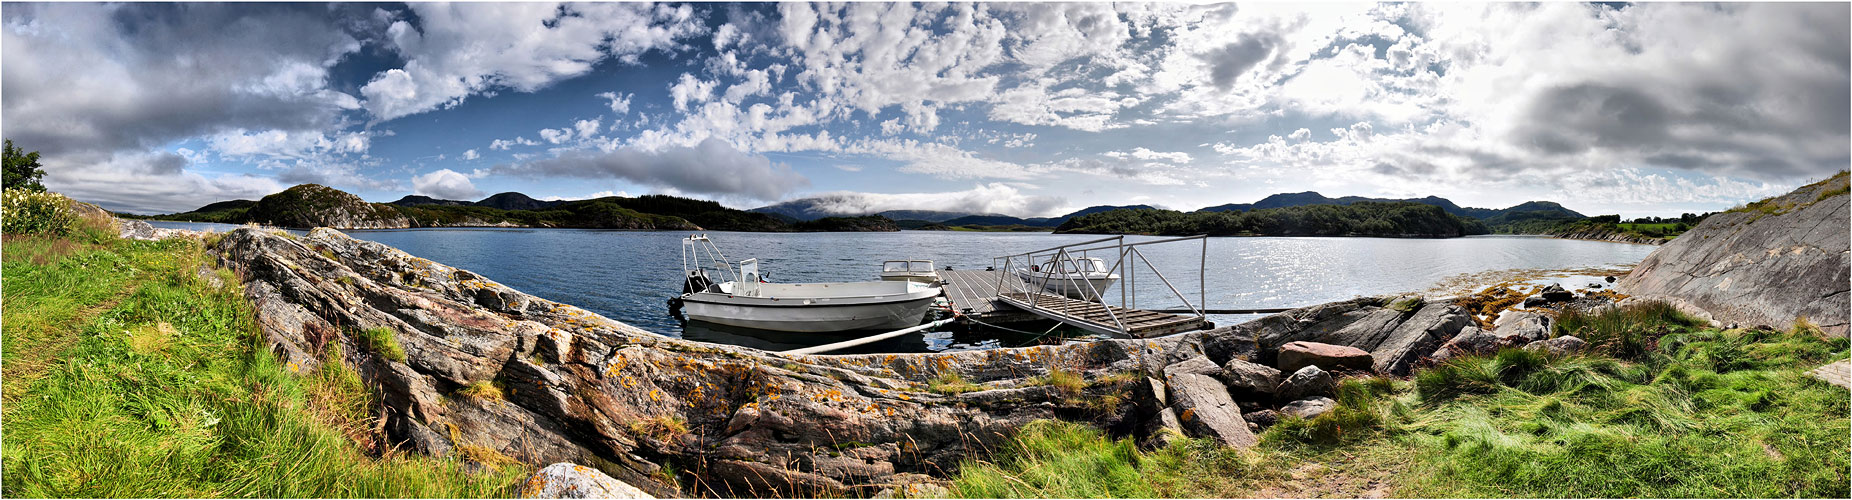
[2,188,77,235]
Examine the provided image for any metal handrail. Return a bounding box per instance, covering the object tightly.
[992,234,1208,336]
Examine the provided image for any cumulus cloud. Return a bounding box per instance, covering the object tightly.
[44,150,286,214]
[461,149,480,161]
[791,183,1068,218]
[360,3,705,121]
[411,168,483,200]
[2,3,366,169]
[498,138,808,201]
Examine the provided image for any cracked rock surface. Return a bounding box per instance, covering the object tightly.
[1620,175,1849,337]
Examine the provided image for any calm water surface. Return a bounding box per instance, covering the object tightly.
[155,222,1656,353]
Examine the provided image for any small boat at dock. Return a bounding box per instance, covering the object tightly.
[1016,255,1119,300]
[675,235,941,333]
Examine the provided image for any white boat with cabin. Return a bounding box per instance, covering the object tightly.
[676,235,941,333]
[1016,255,1120,300]
[879,260,940,283]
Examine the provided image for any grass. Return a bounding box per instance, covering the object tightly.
[1028,368,1085,395]
[1,230,527,497]
[458,380,505,401]
[929,371,983,395]
[355,326,406,363]
[627,415,690,442]
[952,302,1850,498]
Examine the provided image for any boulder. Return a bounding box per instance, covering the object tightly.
[1523,335,1588,356]
[1370,303,1472,375]
[1492,310,1553,342]
[1537,284,1575,303]
[1277,341,1373,374]
[1250,297,1402,364]
[1242,409,1279,430]
[1218,358,1281,398]
[118,219,156,240]
[1619,173,1849,337]
[1522,296,1549,308]
[1139,408,1185,449]
[1280,397,1337,420]
[1164,370,1258,449]
[518,463,653,499]
[1275,365,1337,403]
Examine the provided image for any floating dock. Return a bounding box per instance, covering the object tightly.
[937,268,1210,338]
[936,269,1043,323]
[996,292,1209,338]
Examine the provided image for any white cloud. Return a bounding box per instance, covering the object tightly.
[596,91,633,114]
[497,137,808,201]
[540,190,628,202]
[411,168,483,200]
[538,128,572,144]
[461,149,480,161]
[790,183,1068,218]
[360,3,706,121]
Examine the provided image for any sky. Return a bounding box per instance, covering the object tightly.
[2,2,1847,218]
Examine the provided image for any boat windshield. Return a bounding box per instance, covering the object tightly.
[884,260,932,272]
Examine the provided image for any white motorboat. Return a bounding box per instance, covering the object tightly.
[675,235,941,333]
[879,260,940,283]
[1016,255,1119,300]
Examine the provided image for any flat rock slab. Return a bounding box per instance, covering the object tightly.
[1278,341,1373,374]
[1165,370,1258,449]
[1809,359,1851,389]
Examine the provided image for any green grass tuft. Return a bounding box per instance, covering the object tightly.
[355,326,406,363]
[929,371,982,395]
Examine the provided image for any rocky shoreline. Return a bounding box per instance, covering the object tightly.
[1547,226,1667,245]
[203,225,1622,497]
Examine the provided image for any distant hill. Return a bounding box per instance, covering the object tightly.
[938,204,1158,228]
[389,195,471,207]
[1196,191,1580,223]
[476,192,565,211]
[149,186,883,232]
[192,199,256,213]
[873,210,980,223]
[1058,202,1490,238]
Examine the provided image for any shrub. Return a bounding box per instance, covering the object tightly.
[3,188,77,236]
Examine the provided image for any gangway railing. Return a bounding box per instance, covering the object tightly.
[991,234,1209,337]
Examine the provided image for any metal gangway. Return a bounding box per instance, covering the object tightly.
[990,235,1211,338]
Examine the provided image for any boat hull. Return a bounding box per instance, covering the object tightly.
[681,292,939,333]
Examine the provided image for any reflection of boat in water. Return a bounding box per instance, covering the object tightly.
[880,260,940,283]
[1016,256,1119,299]
[674,235,941,333]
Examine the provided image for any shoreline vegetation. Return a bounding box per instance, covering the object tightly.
[1,197,525,496]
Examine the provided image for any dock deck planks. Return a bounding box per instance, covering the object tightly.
[936,269,1041,323]
[995,291,1209,338]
